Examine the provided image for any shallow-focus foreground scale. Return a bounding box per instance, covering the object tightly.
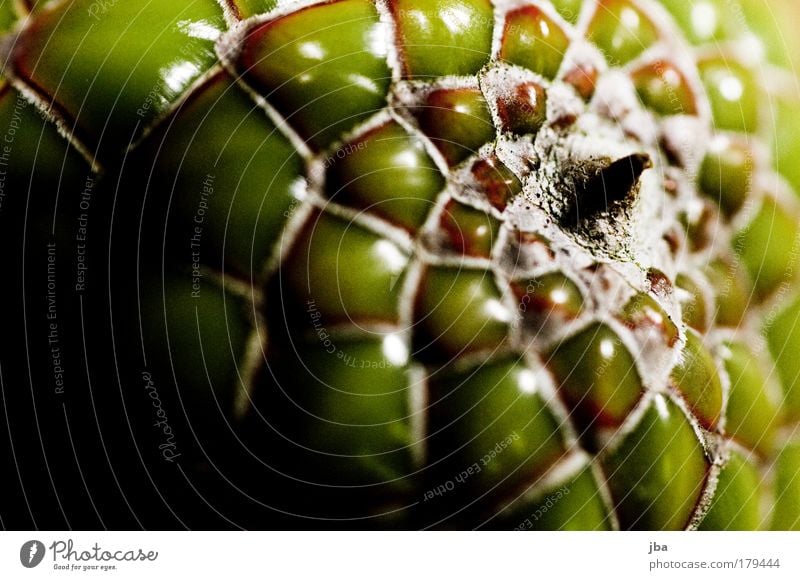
[1,0,800,530]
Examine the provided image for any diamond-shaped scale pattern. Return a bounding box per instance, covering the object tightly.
[232,0,392,150]
[631,60,697,117]
[413,87,496,166]
[390,0,494,79]
[138,71,304,278]
[698,55,762,133]
[230,0,279,19]
[423,359,569,521]
[8,0,226,159]
[500,6,570,81]
[5,0,800,531]
[253,332,416,488]
[413,266,511,360]
[325,121,445,232]
[670,328,723,430]
[699,448,764,531]
[438,200,501,258]
[547,322,644,429]
[586,0,660,66]
[277,210,409,327]
[603,394,709,530]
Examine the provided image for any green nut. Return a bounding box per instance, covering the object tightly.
[705,258,749,328]
[771,90,800,194]
[139,272,254,427]
[550,0,582,24]
[0,1,19,33]
[619,292,679,347]
[659,0,744,45]
[740,0,798,69]
[515,272,584,321]
[257,333,415,488]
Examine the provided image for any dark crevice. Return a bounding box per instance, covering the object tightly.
[561,152,652,227]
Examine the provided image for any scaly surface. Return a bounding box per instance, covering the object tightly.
[2,0,800,529]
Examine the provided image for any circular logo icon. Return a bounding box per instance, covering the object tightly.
[20,540,45,568]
